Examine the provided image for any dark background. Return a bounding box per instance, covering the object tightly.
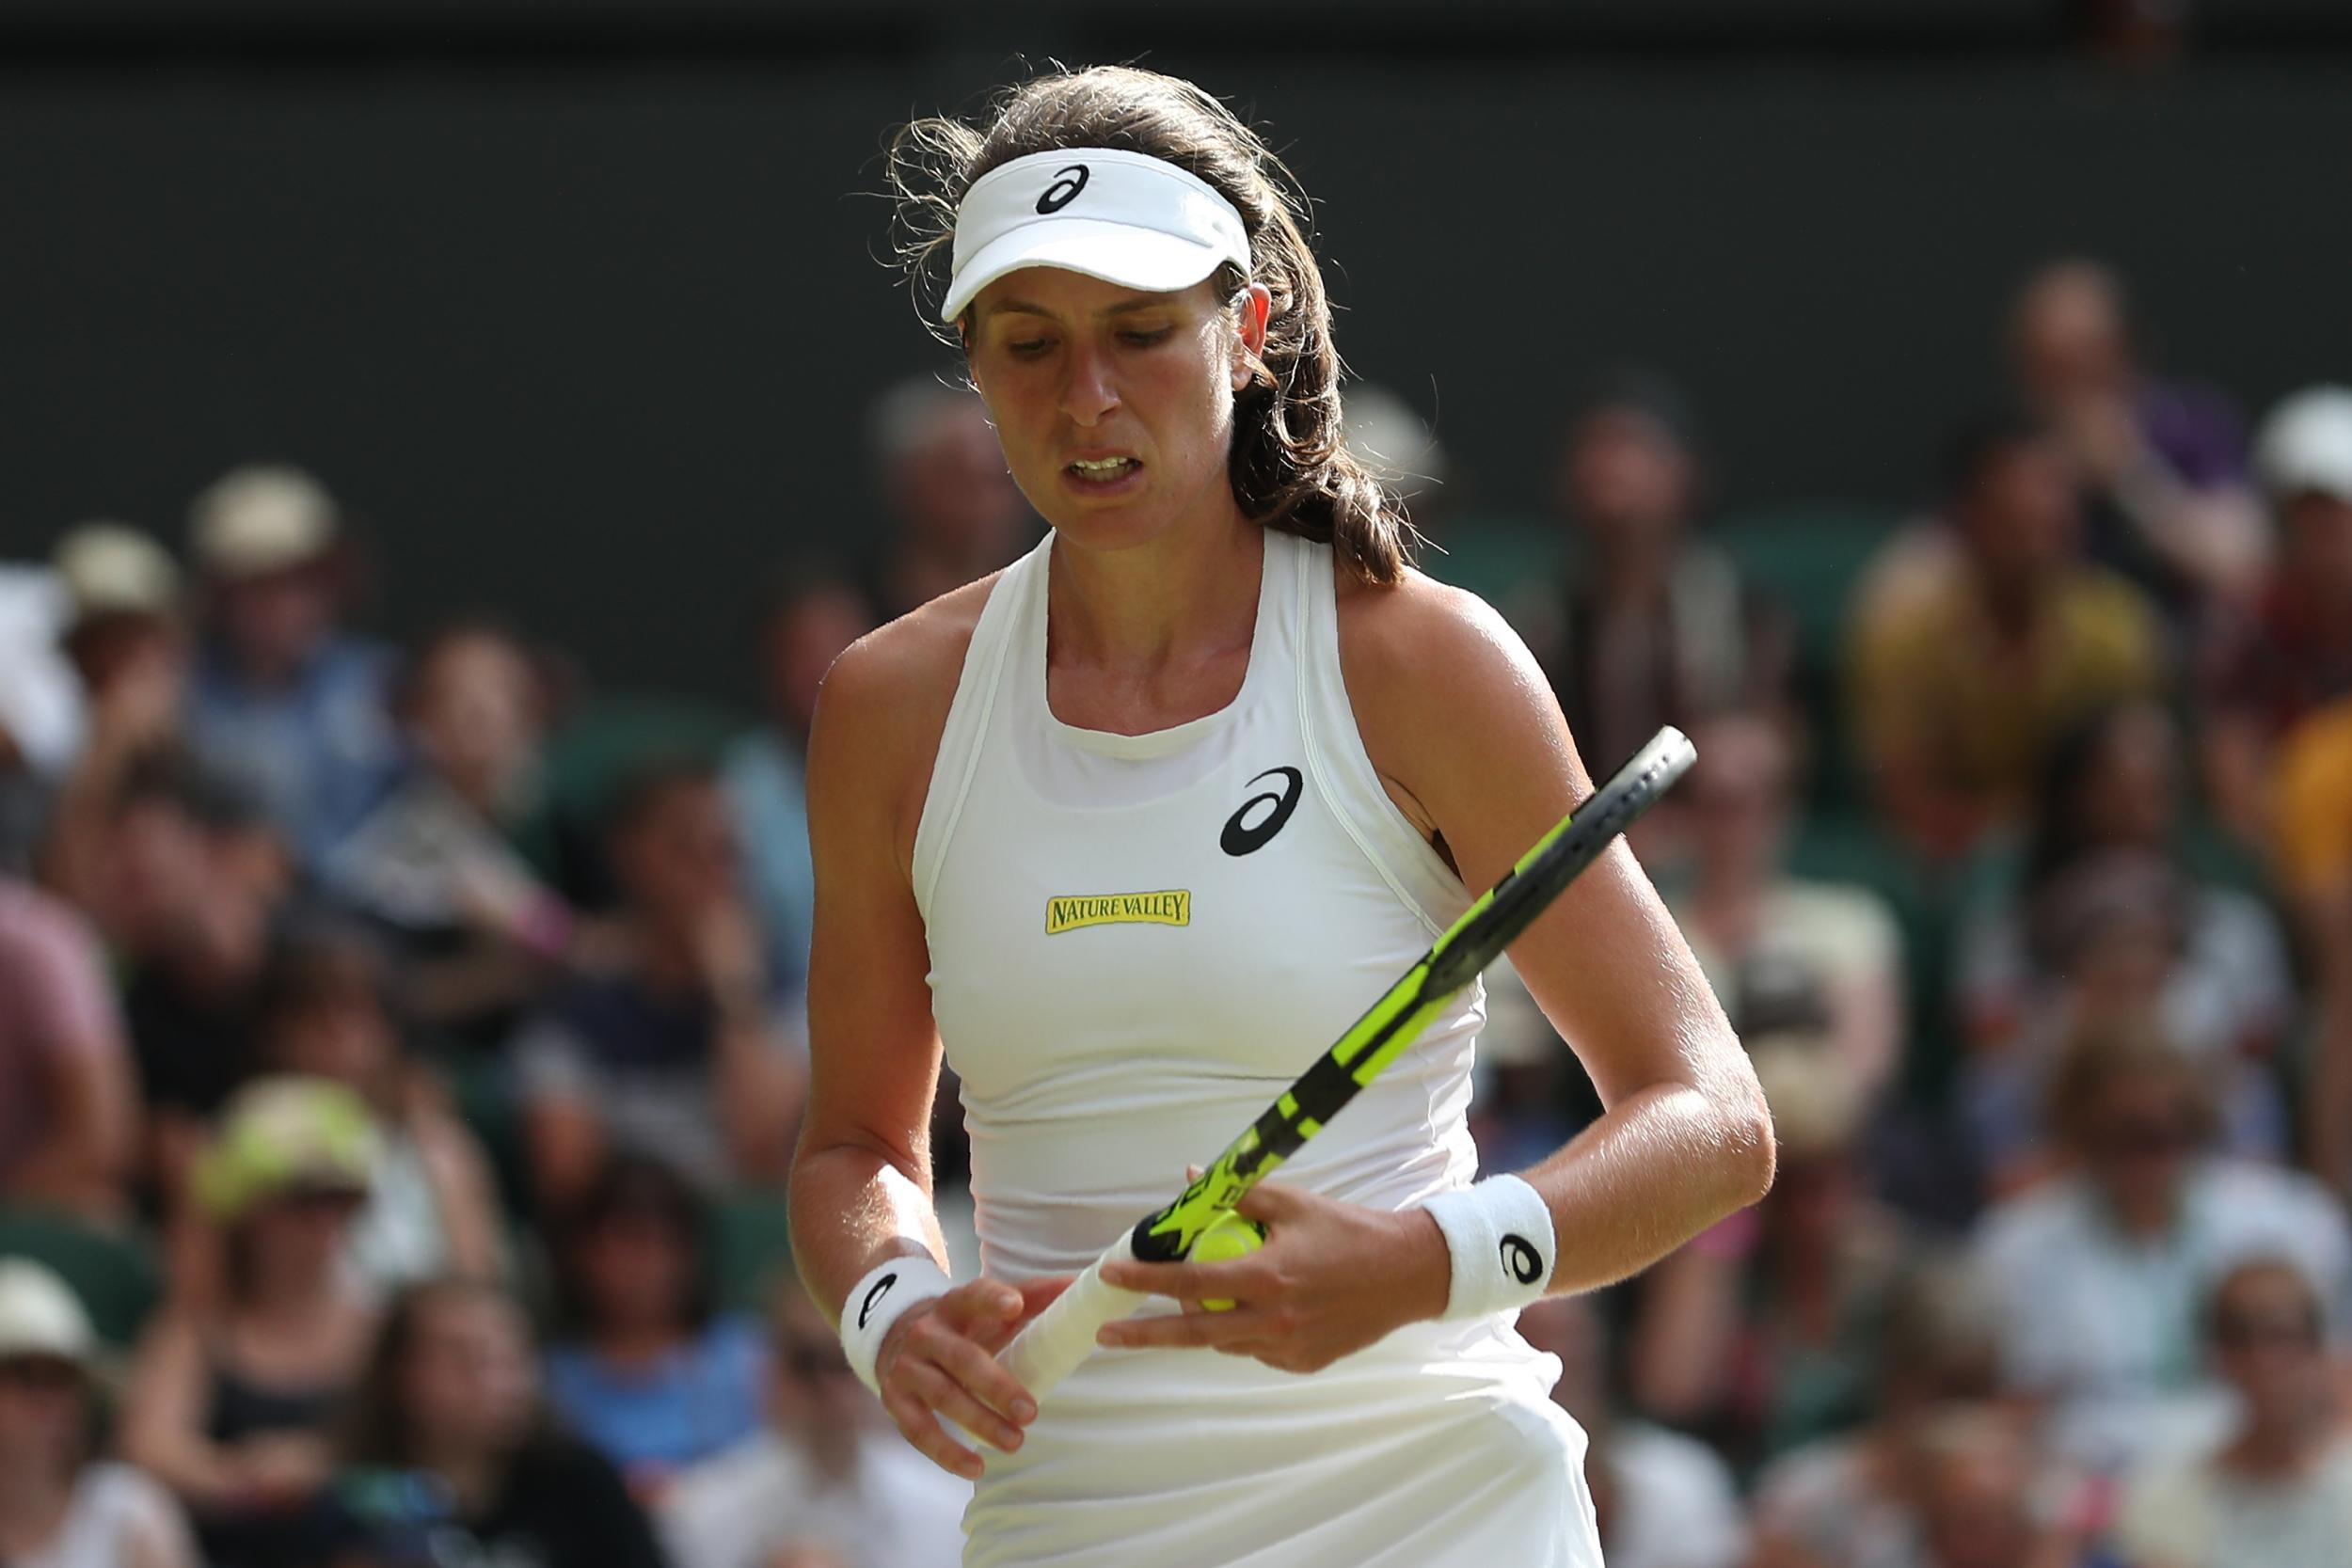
[4,1,2347,702]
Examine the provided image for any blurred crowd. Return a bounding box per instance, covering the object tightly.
[0,254,2348,1568]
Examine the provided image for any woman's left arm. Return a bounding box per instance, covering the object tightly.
[1344,577,1775,1294]
[1102,576,1772,1366]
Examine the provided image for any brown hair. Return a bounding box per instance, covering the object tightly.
[886,65,1419,585]
[2042,1017,2219,1154]
[342,1276,550,1467]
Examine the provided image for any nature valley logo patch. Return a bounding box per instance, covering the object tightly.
[1044,889,1192,936]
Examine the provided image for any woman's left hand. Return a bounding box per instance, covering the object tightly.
[1095,1180,1452,1373]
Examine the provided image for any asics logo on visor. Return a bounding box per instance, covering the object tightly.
[1035,165,1089,214]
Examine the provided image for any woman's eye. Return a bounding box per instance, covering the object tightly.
[1006,338,1054,358]
[1120,327,1175,348]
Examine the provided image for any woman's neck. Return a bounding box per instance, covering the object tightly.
[0,1462,72,1557]
[591,1320,685,1370]
[244,1270,343,1328]
[417,1443,509,1517]
[2226,1402,2338,1481]
[1046,513,1263,678]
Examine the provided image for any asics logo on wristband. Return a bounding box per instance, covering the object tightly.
[858,1272,898,1329]
[1500,1235,1543,1285]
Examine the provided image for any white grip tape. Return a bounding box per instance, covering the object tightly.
[997,1235,1148,1402]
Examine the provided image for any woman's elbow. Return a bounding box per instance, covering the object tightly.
[1708,1043,1778,1209]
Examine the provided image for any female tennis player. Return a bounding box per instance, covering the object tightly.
[788,65,1775,1568]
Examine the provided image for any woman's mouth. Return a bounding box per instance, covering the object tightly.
[1066,455,1143,489]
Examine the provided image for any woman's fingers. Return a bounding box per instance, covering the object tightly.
[925,1321,1041,1429]
[907,1359,1026,1456]
[1096,1304,1283,1352]
[882,1379,986,1480]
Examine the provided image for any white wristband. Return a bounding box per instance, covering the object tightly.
[1420,1174,1557,1322]
[840,1254,954,1397]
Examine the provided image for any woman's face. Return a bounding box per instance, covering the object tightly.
[410,635,541,803]
[2080,705,2180,849]
[2080,1069,2199,1212]
[576,1206,696,1335]
[400,1292,538,1459]
[2210,1265,2326,1422]
[244,1185,365,1286]
[0,1355,86,1470]
[964,267,1267,552]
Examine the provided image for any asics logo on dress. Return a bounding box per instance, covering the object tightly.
[1221,767,1303,856]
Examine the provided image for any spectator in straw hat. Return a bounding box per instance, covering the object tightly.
[0,1258,199,1568]
[121,1077,381,1568]
[39,521,189,913]
[183,465,399,866]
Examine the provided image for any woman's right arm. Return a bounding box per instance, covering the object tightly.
[119,1310,241,1507]
[787,609,1057,1480]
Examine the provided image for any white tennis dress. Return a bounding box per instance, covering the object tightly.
[914,528,1604,1568]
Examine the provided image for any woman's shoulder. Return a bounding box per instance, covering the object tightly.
[1332,565,1571,803]
[808,568,1013,862]
[1333,564,1526,681]
[824,570,1008,718]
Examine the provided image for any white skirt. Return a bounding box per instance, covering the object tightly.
[962,1317,1605,1568]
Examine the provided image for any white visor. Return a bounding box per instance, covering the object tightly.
[941,147,1252,325]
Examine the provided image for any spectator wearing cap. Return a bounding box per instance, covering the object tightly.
[865,377,1039,621]
[0,1258,199,1568]
[1970,1025,2352,1479]
[120,1077,381,1568]
[1952,702,2295,1186]
[1515,1293,1745,1568]
[2007,258,2267,624]
[249,930,506,1292]
[512,763,803,1212]
[2110,1258,2352,1568]
[2201,385,2352,847]
[183,464,400,866]
[1848,413,2166,861]
[1529,371,1794,778]
[660,1276,969,1568]
[38,521,189,914]
[1626,1047,1917,1471]
[324,619,577,1051]
[0,875,139,1221]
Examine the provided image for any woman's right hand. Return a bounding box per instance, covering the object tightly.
[877,1275,1071,1479]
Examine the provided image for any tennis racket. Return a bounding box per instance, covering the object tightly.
[998,724,1699,1402]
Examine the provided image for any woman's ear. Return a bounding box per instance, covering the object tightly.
[1230,283,1273,393]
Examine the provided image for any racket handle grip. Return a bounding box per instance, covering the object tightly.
[999,1239,1148,1403]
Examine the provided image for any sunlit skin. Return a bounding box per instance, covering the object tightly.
[795,253,1770,1484]
[963,271,1275,730]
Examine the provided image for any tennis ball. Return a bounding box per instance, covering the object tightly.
[1193,1213,1266,1312]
